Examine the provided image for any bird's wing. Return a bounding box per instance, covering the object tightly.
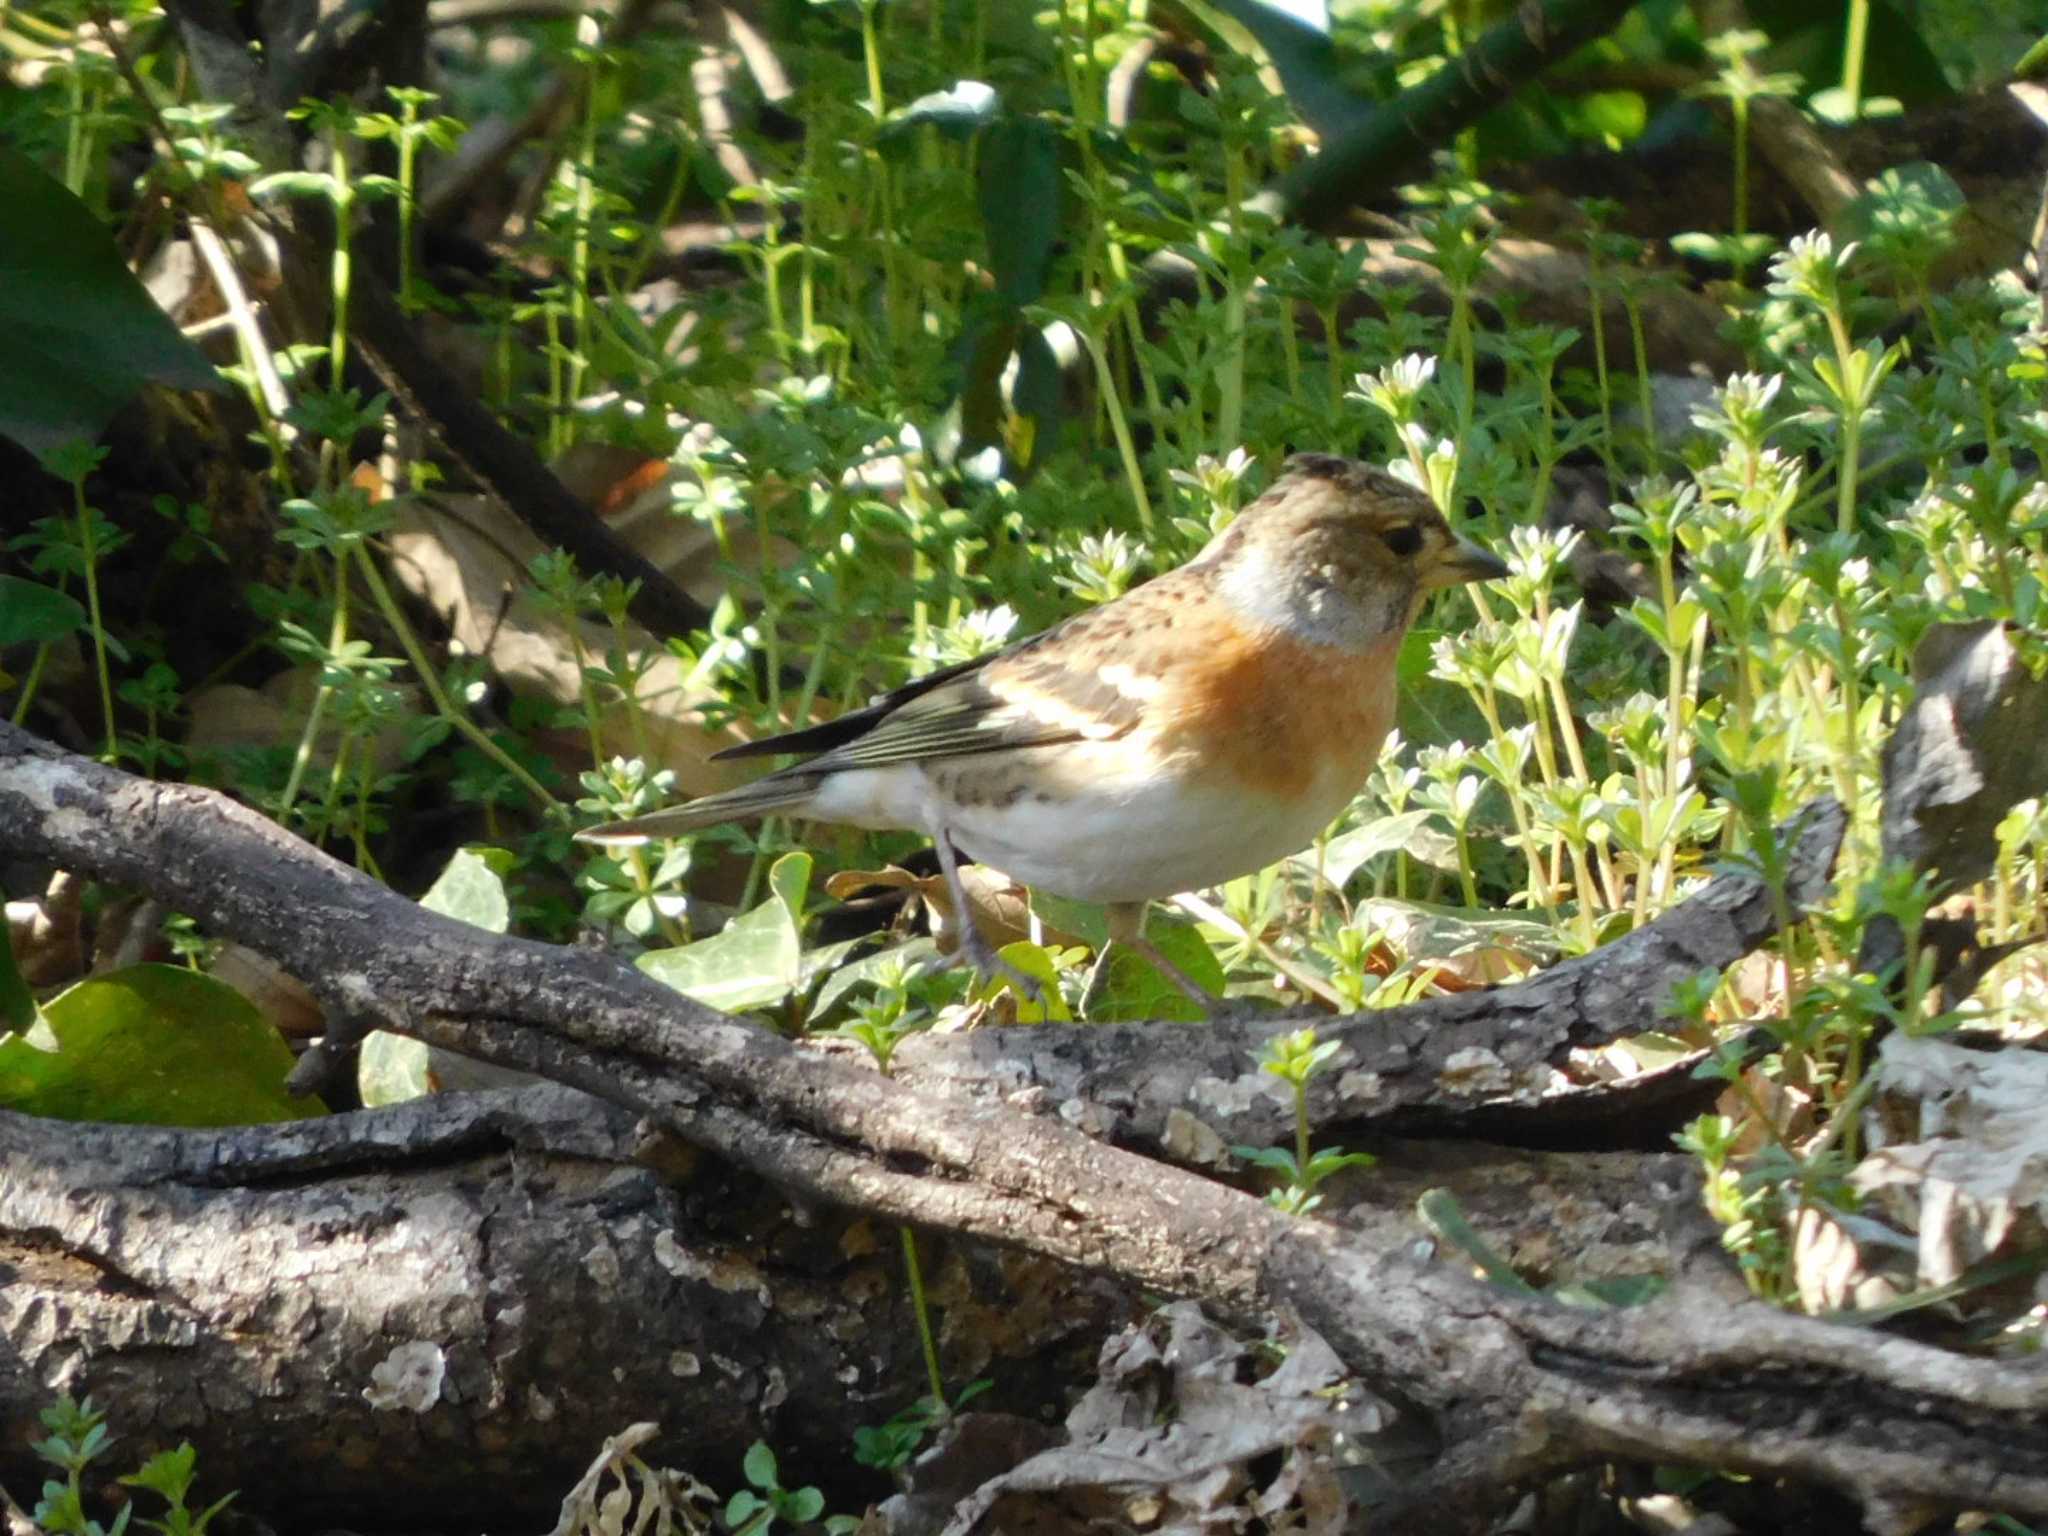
[711,650,995,762]
[716,603,1150,773]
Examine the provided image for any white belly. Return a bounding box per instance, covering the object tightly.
[802,753,1365,905]
[951,769,1357,904]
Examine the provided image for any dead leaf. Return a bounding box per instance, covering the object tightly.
[5,869,84,987]
[1798,1034,2048,1325]
[927,1303,1379,1536]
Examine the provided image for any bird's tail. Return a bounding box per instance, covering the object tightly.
[574,772,822,845]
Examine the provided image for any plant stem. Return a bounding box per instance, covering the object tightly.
[73,487,117,761]
[899,1227,947,1408]
[354,546,562,812]
[1840,0,1869,118]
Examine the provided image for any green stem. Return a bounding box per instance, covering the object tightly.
[74,487,116,761]
[1077,323,1154,535]
[278,558,351,821]
[899,1227,947,1408]
[354,546,562,812]
[1841,0,1869,118]
[328,132,354,393]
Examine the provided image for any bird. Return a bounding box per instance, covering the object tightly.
[577,452,1508,1005]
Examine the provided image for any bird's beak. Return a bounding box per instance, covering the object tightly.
[1427,536,1511,589]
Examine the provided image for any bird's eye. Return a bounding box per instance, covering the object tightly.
[1380,524,1423,557]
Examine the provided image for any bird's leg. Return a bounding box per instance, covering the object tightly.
[1104,900,1217,1007]
[927,822,1048,1004]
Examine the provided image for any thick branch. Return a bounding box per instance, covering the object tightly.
[4,725,2045,1523]
[1278,0,1643,228]
[890,799,1845,1156]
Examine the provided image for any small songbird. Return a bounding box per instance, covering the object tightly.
[578,453,1507,1000]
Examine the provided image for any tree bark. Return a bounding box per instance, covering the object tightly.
[5,721,2048,1532]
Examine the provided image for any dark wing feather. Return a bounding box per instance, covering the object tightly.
[710,651,998,762]
[710,604,1145,772]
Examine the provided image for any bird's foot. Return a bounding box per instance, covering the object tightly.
[946,922,1054,1012]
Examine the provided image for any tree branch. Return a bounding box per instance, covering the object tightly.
[4,724,2045,1526]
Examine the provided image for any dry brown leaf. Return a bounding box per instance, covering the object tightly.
[4,869,85,987]
[915,1302,1374,1536]
[1794,1035,2048,1324]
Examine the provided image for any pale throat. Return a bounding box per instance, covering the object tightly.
[1210,542,1415,652]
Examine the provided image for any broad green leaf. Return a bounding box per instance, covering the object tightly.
[1083,916,1223,1024]
[357,1028,432,1108]
[0,963,323,1125]
[362,847,513,1106]
[767,850,812,944]
[420,846,514,932]
[983,941,1071,1023]
[1294,811,1440,888]
[785,1487,825,1523]
[795,935,870,992]
[1025,891,1110,947]
[0,576,87,648]
[640,898,803,1013]
[1032,895,1225,1021]
[0,148,223,458]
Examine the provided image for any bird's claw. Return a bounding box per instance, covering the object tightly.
[949,925,1052,1011]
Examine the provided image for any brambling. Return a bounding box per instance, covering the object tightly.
[578,453,1507,1003]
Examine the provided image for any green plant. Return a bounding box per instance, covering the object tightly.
[1233,1027,1376,1215]
[722,1441,824,1536]
[26,1397,235,1536]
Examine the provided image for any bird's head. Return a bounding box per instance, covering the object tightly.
[1198,452,1508,650]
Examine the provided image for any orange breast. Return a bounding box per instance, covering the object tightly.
[1158,618,1402,800]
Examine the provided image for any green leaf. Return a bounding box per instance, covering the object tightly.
[976,117,1060,305]
[741,1441,778,1490]
[0,964,324,1126]
[767,850,812,943]
[795,935,869,992]
[639,899,802,1013]
[0,148,224,458]
[784,1487,825,1523]
[357,1029,431,1108]
[1085,915,1224,1024]
[1417,1188,1541,1296]
[1294,811,1439,888]
[0,576,87,648]
[362,848,512,1105]
[810,937,940,1019]
[1232,1145,1302,1175]
[119,1445,196,1502]
[982,941,1071,1023]
[419,846,513,933]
